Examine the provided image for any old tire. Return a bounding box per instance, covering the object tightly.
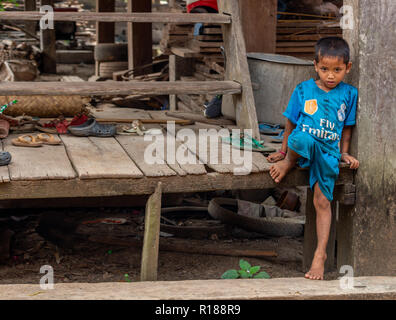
[94,43,128,62]
[208,197,304,237]
[99,61,129,79]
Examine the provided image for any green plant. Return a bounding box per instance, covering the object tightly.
[221,259,270,279]
[0,0,19,11]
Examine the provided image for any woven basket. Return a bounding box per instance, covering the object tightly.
[0,95,90,118]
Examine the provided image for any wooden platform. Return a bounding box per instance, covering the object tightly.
[0,108,353,201]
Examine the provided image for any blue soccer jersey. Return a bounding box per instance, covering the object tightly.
[283,78,358,159]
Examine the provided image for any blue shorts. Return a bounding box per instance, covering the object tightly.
[288,130,339,201]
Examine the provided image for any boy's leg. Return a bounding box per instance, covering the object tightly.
[269,148,300,183]
[305,182,332,280]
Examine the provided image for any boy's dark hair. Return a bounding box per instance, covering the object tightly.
[315,37,350,64]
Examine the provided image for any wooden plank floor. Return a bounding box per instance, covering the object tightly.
[0,108,354,200]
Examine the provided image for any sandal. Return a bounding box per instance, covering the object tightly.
[11,134,43,147]
[35,133,62,145]
[259,123,283,135]
[222,133,276,153]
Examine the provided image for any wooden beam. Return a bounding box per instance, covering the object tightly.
[141,182,162,281]
[40,0,56,74]
[218,0,260,140]
[0,12,231,24]
[0,81,242,96]
[0,169,354,200]
[169,55,177,111]
[127,0,152,74]
[96,0,115,76]
[24,0,37,36]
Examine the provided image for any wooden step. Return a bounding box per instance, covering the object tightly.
[0,81,241,96]
[0,12,231,24]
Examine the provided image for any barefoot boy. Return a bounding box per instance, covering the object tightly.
[267,37,360,280]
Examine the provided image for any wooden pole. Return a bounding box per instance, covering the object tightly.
[340,0,396,276]
[40,0,56,74]
[24,0,37,36]
[140,182,162,281]
[127,0,152,76]
[95,0,115,76]
[217,0,260,140]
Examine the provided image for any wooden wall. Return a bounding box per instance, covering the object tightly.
[239,0,277,53]
[341,0,396,276]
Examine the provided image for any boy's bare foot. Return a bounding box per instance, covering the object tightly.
[305,251,327,280]
[269,159,295,183]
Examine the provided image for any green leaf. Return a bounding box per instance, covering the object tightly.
[238,270,251,278]
[254,271,271,279]
[221,269,239,279]
[239,259,251,271]
[249,266,261,275]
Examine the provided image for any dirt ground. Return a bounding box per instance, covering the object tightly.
[0,192,339,285]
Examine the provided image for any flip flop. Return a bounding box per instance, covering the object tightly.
[269,129,284,143]
[35,133,62,145]
[222,133,276,153]
[259,123,283,135]
[0,151,11,166]
[11,134,43,147]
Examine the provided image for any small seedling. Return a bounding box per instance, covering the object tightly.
[221,259,270,279]
[124,273,132,282]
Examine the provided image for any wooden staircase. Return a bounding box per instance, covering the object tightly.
[0,0,260,139]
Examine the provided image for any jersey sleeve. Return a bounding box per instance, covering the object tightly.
[283,84,303,125]
[344,86,358,126]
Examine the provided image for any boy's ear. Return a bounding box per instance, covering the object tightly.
[346,62,352,73]
[314,60,318,73]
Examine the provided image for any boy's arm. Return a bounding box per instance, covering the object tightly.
[267,119,296,163]
[340,126,359,169]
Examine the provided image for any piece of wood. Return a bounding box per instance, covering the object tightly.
[170,46,201,59]
[169,54,177,111]
[60,135,143,179]
[3,133,76,181]
[339,0,396,276]
[90,235,278,258]
[96,0,115,76]
[218,0,260,141]
[40,0,56,74]
[24,0,37,36]
[240,0,277,53]
[165,111,235,126]
[0,12,231,24]
[140,182,162,281]
[127,0,152,75]
[0,81,242,96]
[116,135,177,177]
[97,118,193,125]
[56,50,94,64]
[0,168,354,200]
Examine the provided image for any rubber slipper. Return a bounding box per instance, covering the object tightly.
[11,134,43,147]
[269,129,284,143]
[0,151,11,166]
[35,133,62,145]
[259,123,283,135]
[222,133,276,153]
[35,124,58,134]
[68,118,116,137]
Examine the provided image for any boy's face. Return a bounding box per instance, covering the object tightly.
[314,56,352,90]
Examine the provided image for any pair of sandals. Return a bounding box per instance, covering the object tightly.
[11,133,61,147]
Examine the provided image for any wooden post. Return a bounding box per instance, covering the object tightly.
[40,0,56,74]
[303,188,337,273]
[95,0,115,76]
[140,182,162,281]
[239,0,277,53]
[340,0,396,276]
[25,0,37,36]
[217,0,260,141]
[169,55,177,111]
[127,0,152,76]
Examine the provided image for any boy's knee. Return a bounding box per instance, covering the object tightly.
[313,191,331,211]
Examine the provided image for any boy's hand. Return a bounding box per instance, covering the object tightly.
[267,151,285,163]
[341,153,360,169]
